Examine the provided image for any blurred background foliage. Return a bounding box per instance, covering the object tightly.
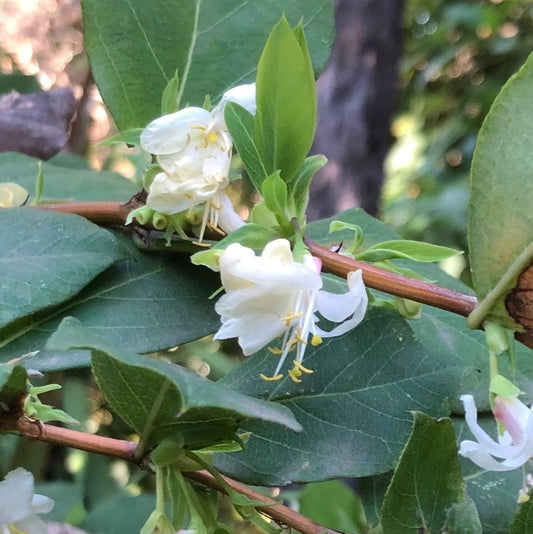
[0,1,532,531]
[383,0,533,282]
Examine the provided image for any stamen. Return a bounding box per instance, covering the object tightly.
[192,241,211,248]
[281,311,303,327]
[294,331,308,345]
[293,360,313,374]
[311,334,322,346]
[260,373,284,382]
[268,347,283,355]
[288,368,302,383]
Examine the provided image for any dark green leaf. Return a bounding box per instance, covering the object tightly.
[216,307,464,485]
[455,416,522,534]
[1,152,138,201]
[0,363,27,414]
[381,413,481,534]
[299,480,368,534]
[224,102,268,191]
[254,16,317,181]
[82,0,333,131]
[469,52,533,328]
[0,209,123,330]
[47,318,302,447]
[0,230,221,371]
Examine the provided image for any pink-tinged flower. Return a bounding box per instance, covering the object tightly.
[214,239,368,382]
[0,468,54,534]
[459,393,533,471]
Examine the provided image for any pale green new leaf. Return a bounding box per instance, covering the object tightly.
[357,240,460,263]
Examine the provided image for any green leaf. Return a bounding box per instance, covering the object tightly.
[216,307,464,485]
[288,154,327,222]
[261,171,288,219]
[0,230,221,371]
[161,68,180,115]
[511,492,533,533]
[381,413,481,534]
[0,209,123,331]
[191,224,279,270]
[82,0,333,131]
[95,128,143,147]
[299,480,368,534]
[224,102,269,192]
[469,52,533,329]
[254,16,317,181]
[80,493,156,534]
[455,416,522,533]
[357,240,460,263]
[1,152,138,201]
[0,362,27,414]
[47,318,302,448]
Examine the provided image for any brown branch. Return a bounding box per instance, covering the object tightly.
[305,238,478,317]
[18,422,340,534]
[36,201,130,225]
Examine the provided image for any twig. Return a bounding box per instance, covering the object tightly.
[17,422,340,534]
[36,201,130,225]
[305,238,478,317]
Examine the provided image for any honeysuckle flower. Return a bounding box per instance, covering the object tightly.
[214,239,368,382]
[140,84,255,241]
[459,393,533,471]
[0,468,54,534]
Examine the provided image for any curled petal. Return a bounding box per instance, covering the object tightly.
[458,440,521,472]
[140,107,210,154]
[211,83,256,129]
[315,270,368,338]
[216,192,245,234]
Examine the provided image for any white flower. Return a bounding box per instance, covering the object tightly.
[459,393,533,471]
[140,84,255,241]
[0,468,54,534]
[214,239,368,382]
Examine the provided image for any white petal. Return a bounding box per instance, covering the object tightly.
[461,395,520,459]
[315,270,368,338]
[30,494,54,515]
[12,515,49,534]
[0,468,34,524]
[210,83,256,129]
[146,173,217,214]
[141,107,210,154]
[458,440,521,471]
[216,192,245,234]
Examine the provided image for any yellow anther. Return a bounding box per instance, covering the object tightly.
[192,241,211,248]
[294,331,308,345]
[288,368,302,383]
[281,311,303,327]
[7,525,27,534]
[293,360,314,374]
[260,373,284,382]
[207,223,225,235]
[190,125,206,131]
[268,346,283,355]
[311,334,323,347]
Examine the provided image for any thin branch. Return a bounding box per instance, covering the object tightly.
[17,422,340,534]
[36,201,130,225]
[305,238,478,317]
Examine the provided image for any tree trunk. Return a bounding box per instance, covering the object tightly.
[308,0,404,219]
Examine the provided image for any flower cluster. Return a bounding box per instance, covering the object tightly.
[140,84,255,241]
[0,468,54,534]
[214,239,368,382]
